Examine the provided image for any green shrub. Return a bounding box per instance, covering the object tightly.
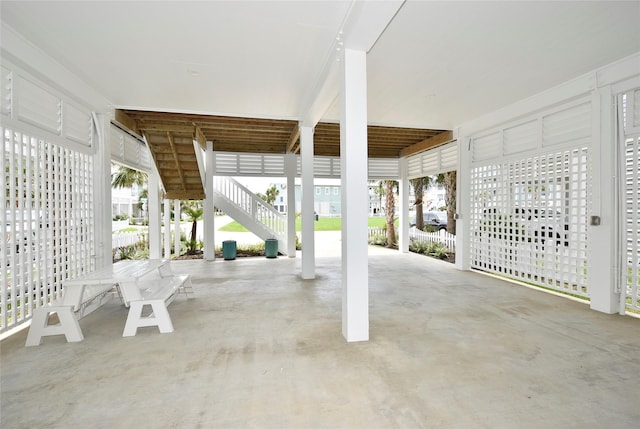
[368,234,387,246]
[425,242,450,259]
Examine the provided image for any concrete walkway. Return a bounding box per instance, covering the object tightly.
[2,250,639,428]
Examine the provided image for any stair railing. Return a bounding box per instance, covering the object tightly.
[213,176,286,240]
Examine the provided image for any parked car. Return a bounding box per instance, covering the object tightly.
[3,210,46,257]
[513,207,569,247]
[412,211,448,231]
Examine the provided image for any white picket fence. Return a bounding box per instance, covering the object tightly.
[368,226,456,252]
[409,227,456,252]
[112,232,141,249]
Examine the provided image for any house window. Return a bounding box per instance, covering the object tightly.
[333,187,339,195]
[315,187,321,195]
[325,187,330,195]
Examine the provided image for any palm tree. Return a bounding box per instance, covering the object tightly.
[111,164,147,188]
[258,185,279,206]
[182,200,203,254]
[111,164,148,220]
[443,171,457,234]
[410,177,430,231]
[384,180,397,248]
[411,177,424,231]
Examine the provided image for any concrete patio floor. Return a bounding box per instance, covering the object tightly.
[2,244,639,428]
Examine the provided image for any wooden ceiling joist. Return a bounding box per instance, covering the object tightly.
[166,132,187,192]
[117,109,450,200]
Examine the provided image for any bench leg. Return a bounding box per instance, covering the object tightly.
[179,276,195,299]
[25,306,83,347]
[123,301,174,337]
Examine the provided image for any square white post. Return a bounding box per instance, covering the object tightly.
[455,135,471,270]
[340,48,369,342]
[148,169,162,259]
[92,113,112,268]
[398,158,410,253]
[588,86,619,313]
[300,126,315,278]
[285,151,297,258]
[203,141,216,260]
[174,199,181,258]
[164,197,171,259]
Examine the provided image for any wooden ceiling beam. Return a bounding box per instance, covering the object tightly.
[165,190,205,200]
[137,124,195,134]
[400,131,454,158]
[195,126,206,149]
[114,110,140,135]
[286,123,300,153]
[199,124,293,133]
[167,132,187,192]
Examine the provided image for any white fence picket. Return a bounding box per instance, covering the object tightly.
[367,226,456,253]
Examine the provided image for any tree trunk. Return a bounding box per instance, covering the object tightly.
[385,180,397,248]
[444,171,457,235]
[412,177,424,230]
[190,221,197,247]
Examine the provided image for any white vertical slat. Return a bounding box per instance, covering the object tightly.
[623,127,640,311]
[0,128,7,329]
[8,131,18,324]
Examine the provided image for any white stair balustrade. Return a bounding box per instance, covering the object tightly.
[213,177,288,255]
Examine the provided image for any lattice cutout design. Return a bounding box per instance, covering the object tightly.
[1,127,95,332]
[623,133,640,311]
[469,148,590,297]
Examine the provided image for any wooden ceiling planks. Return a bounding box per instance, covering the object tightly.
[116,109,451,200]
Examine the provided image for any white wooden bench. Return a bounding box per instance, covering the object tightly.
[120,264,193,337]
[25,282,117,346]
[25,260,193,346]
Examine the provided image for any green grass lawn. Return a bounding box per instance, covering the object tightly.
[219,216,389,232]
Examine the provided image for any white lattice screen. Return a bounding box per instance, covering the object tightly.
[1,127,95,332]
[467,97,592,298]
[469,148,590,296]
[621,89,640,312]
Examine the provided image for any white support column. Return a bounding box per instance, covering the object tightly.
[174,199,181,258]
[203,141,216,261]
[340,48,369,342]
[398,158,410,253]
[588,86,619,313]
[300,126,315,278]
[455,134,471,271]
[148,169,162,259]
[91,113,112,269]
[285,151,297,258]
[164,198,171,259]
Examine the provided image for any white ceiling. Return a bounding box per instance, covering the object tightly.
[2,1,639,130]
